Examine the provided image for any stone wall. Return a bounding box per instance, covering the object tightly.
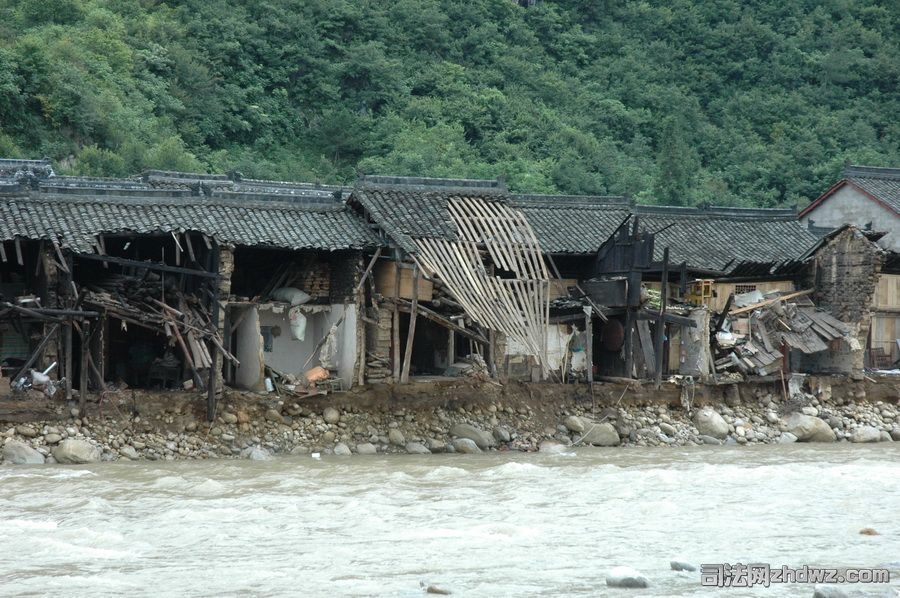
[808,227,885,373]
[811,228,884,320]
[365,306,393,383]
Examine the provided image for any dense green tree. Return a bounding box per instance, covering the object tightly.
[0,0,897,208]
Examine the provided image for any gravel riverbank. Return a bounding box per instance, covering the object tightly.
[2,381,898,465]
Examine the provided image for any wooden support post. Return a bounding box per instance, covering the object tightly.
[354,247,383,294]
[448,326,456,368]
[654,247,669,389]
[64,322,73,401]
[585,309,594,392]
[392,258,401,382]
[14,238,23,266]
[488,328,497,378]
[206,244,220,421]
[79,321,89,417]
[624,310,634,379]
[357,285,366,387]
[400,264,419,384]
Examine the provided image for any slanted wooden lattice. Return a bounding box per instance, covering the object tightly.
[413,196,551,373]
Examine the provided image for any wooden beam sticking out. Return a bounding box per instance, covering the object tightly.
[183,232,197,265]
[354,247,383,294]
[729,289,814,316]
[228,305,252,335]
[400,263,419,383]
[393,300,489,346]
[75,252,219,278]
[0,241,7,263]
[51,240,70,274]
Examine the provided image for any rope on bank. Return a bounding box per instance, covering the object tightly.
[572,383,630,447]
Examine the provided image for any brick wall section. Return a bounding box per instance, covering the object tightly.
[293,258,330,301]
[329,250,362,303]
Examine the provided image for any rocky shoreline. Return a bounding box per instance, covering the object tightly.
[2,380,898,465]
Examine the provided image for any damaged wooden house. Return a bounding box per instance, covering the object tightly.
[0,160,380,417]
[512,196,859,383]
[347,176,559,384]
[802,224,900,374]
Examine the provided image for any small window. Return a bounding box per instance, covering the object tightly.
[260,326,274,352]
[734,284,757,294]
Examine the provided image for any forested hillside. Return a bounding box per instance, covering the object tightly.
[0,0,897,206]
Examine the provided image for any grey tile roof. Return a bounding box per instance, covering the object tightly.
[632,205,820,271]
[350,176,507,253]
[510,195,632,254]
[844,165,900,215]
[0,175,380,252]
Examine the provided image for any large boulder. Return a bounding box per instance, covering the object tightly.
[405,442,431,455]
[579,421,620,446]
[356,443,377,455]
[52,439,101,464]
[333,443,352,456]
[606,567,650,588]
[850,426,881,443]
[783,413,835,442]
[243,446,272,461]
[449,423,494,450]
[563,415,585,433]
[3,440,45,464]
[693,408,729,439]
[451,438,482,454]
[323,407,341,424]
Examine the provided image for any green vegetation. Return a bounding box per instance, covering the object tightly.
[0,0,897,206]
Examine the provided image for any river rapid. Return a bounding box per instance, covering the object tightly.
[1,444,898,598]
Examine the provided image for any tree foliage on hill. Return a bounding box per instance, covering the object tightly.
[0,0,897,207]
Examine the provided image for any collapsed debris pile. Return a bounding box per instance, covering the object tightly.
[83,272,235,388]
[713,290,852,377]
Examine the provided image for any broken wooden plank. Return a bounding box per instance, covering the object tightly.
[729,289,814,316]
[636,319,655,377]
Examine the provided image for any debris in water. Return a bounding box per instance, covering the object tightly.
[859,527,879,535]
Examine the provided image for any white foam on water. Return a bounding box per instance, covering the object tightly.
[188,478,227,496]
[35,537,133,560]
[1,518,59,531]
[421,465,469,480]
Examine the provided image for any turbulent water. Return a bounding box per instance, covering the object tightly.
[1,445,898,598]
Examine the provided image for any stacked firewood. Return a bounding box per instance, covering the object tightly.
[365,352,393,383]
